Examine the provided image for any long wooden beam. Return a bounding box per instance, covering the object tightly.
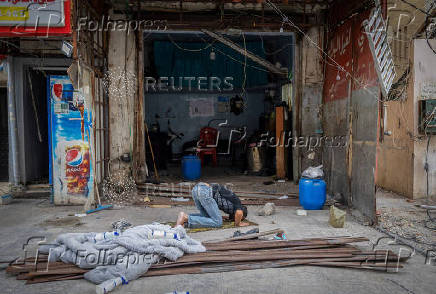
[202,29,288,76]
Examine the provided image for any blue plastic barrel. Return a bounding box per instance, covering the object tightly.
[182,155,201,180]
[299,178,326,210]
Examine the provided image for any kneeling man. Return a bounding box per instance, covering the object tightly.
[176,183,249,228]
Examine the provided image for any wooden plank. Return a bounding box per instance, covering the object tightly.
[137,185,298,199]
[20,253,403,284]
[202,30,288,76]
[276,106,286,179]
[138,192,296,200]
[10,236,409,285]
[26,274,84,284]
[204,237,369,251]
[135,196,300,207]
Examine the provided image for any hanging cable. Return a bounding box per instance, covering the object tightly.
[193,32,271,73]
[398,0,431,16]
[240,32,247,104]
[425,2,436,55]
[265,0,385,103]
[425,209,436,230]
[259,34,293,55]
[167,33,216,52]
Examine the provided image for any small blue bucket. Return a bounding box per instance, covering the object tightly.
[182,155,201,180]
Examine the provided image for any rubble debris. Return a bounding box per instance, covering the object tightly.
[256,203,276,216]
[296,209,307,216]
[274,232,287,240]
[379,207,436,252]
[329,206,346,228]
[111,219,132,232]
[232,228,259,238]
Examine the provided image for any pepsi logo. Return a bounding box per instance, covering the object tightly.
[66,148,83,166]
[52,83,63,101]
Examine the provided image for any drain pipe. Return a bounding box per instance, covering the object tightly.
[7,56,20,186]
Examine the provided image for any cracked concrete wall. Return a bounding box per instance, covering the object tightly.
[300,26,324,171]
[107,31,137,172]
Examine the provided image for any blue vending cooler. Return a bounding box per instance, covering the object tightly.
[48,75,93,205]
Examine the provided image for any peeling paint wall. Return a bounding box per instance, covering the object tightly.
[322,5,379,223]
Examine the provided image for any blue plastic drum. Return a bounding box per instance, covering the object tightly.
[182,155,201,180]
[299,178,326,210]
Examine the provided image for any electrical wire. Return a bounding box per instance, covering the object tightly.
[240,32,247,104]
[425,2,436,55]
[165,32,271,73]
[425,209,436,230]
[265,0,386,103]
[398,0,432,16]
[258,34,293,55]
[166,33,216,52]
[193,32,272,73]
[211,45,271,73]
[425,136,430,197]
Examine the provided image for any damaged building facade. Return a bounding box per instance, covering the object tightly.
[1,0,435,226]
[0,1,436,293]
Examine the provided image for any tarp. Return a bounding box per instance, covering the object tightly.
[154,41,268,88]
[39,223,206,286]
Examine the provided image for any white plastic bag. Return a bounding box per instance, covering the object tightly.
[302,165,324,179]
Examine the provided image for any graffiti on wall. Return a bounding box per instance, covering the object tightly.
[324,19,353,102]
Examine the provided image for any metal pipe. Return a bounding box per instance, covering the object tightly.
[33,66,69,71]
[7,57,20,186]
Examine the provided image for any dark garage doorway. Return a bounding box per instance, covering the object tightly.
[0,88,7,181]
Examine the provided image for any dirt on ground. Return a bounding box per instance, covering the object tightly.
[377,188,436,254]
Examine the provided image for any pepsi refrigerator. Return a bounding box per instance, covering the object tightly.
[48,75,94,205]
